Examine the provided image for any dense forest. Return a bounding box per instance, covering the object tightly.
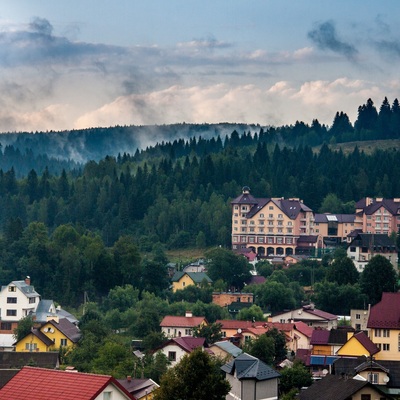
[0,96,399,308]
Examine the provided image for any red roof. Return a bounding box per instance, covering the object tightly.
[294,321,314,338]
[310,329,330,345]
[160,315,206,328]
[0,367,135,400]
[216,320,266,330]
[367,292,400,329]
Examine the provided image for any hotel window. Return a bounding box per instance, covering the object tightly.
[269,221,273,226]
[287,221,292,226]
[259,214,264,218]
[258,237,264,243]
[259,228,264,233]
[234,206,238,210]
[277,228,283,233]
[278,214,283,218]
[234,227,238,231]
[241,206,247,211]
[269,214,273,218]
[249,228,254,232]
[241,220,247,225]
[241,228,247,232]
[268,228,273,233]
[268,238,273,244]
[287,228,292,233]
[250,220,255,225]
[277,238,283,244]
[259,220,264,225]
[249,237,255,243]
[234,213,238,217]
[287,238,292,244]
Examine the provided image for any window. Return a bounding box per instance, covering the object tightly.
[267,238,273,244]
[29,297,36,304]
[287,238,292,244]
[1,322,12,330]
[398,333,400,351]
[168,351,176,361]
[259,214,264,218]
[8,286,16,292]
[383,343,390,351]
[25,343,37,351]
[60,339,67,346]
[249,220,254,225]
[269,206,273,210]
[103,392,112,400]
[375,329,381,337]
[6,310,17,317]
[7,297,17,304]
[355,314,361,320]
[367,373,378,384]
[383,329,390,338]
[355,324,361,330]
[185,329,192,335]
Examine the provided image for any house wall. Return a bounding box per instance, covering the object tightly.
[232,197,314,257]
[242,378,279,400]
[15,333,54,352]
[351,386,390,400]
[40,322,75,349]
[172,275,194,292]
[0,283,40,322]
[371,328,400,361]
[212,293,254,307]
[225,373,242,400]
[336,338,367,357]
[159,344,188,367]
[271,310,337,330]
[350,309,369,331]
[94,383,132,400]
[312,344,332,356]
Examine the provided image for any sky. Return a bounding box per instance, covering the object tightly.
[0,0,399,133]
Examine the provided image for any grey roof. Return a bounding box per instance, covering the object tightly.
[314,214,356,223]
[171,271,212,284]
[212,341,243,358]
[0,352,59,369]
[298,374,393,400]
[221,353,280,381]
[1,281,40,298]
[34,300,57,323]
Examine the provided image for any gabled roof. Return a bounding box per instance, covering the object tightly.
[348,233,396,251]
[367,292,400,329]
[44,318,81,343]
[211,341,243,358]
[15,328,54,347]
[160,315,207,328]
[1,280,40,298]
[298,374,393,400]
[216,320,266,330]
[0,366,135,400]
[294,321,314,338]
[171,271,212,283]
[34,300,57,322]
[221,352,280,381]
[360,199,400,216]
[336,331,380,357]
[158,336,207,354]
[117,378,159,398]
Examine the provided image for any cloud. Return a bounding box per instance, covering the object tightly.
[374,39,400,59]
[308,20,358,60]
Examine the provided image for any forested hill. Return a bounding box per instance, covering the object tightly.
[0,96,399,178]
[0,96,399,305]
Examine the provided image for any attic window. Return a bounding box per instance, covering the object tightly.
[8,286,16,292]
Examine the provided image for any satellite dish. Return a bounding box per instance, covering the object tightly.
[237,328,242,334]
[383,376,390,383]
[322,369,328,376]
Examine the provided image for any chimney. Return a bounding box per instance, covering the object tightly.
[25,276,31,286]
[185,311,193,318]
[127,376,132,382]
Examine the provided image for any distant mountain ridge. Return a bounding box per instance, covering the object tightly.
[0,123,260,163]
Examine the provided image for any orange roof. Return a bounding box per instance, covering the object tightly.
[0,366,135,400]
[160,315,206,328]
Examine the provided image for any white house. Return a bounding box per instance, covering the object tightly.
[0,277,41,322]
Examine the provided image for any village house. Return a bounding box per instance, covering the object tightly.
[0,366,135,399]
[160,311,207,338]
[171,271,212,292]
[212,292,254,307]
[347,233,398,272]
[221,352,280,400]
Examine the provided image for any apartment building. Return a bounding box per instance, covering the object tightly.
[355,197,400,235]
[231,187,319,256]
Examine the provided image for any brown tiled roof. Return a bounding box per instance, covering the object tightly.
[352,331,380,356]
[216,320,266,330]
[367,292,400,329]
[46,319,81,343]
[160,315,206,328]
[157,336,207,354]
[0,352,59,369]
